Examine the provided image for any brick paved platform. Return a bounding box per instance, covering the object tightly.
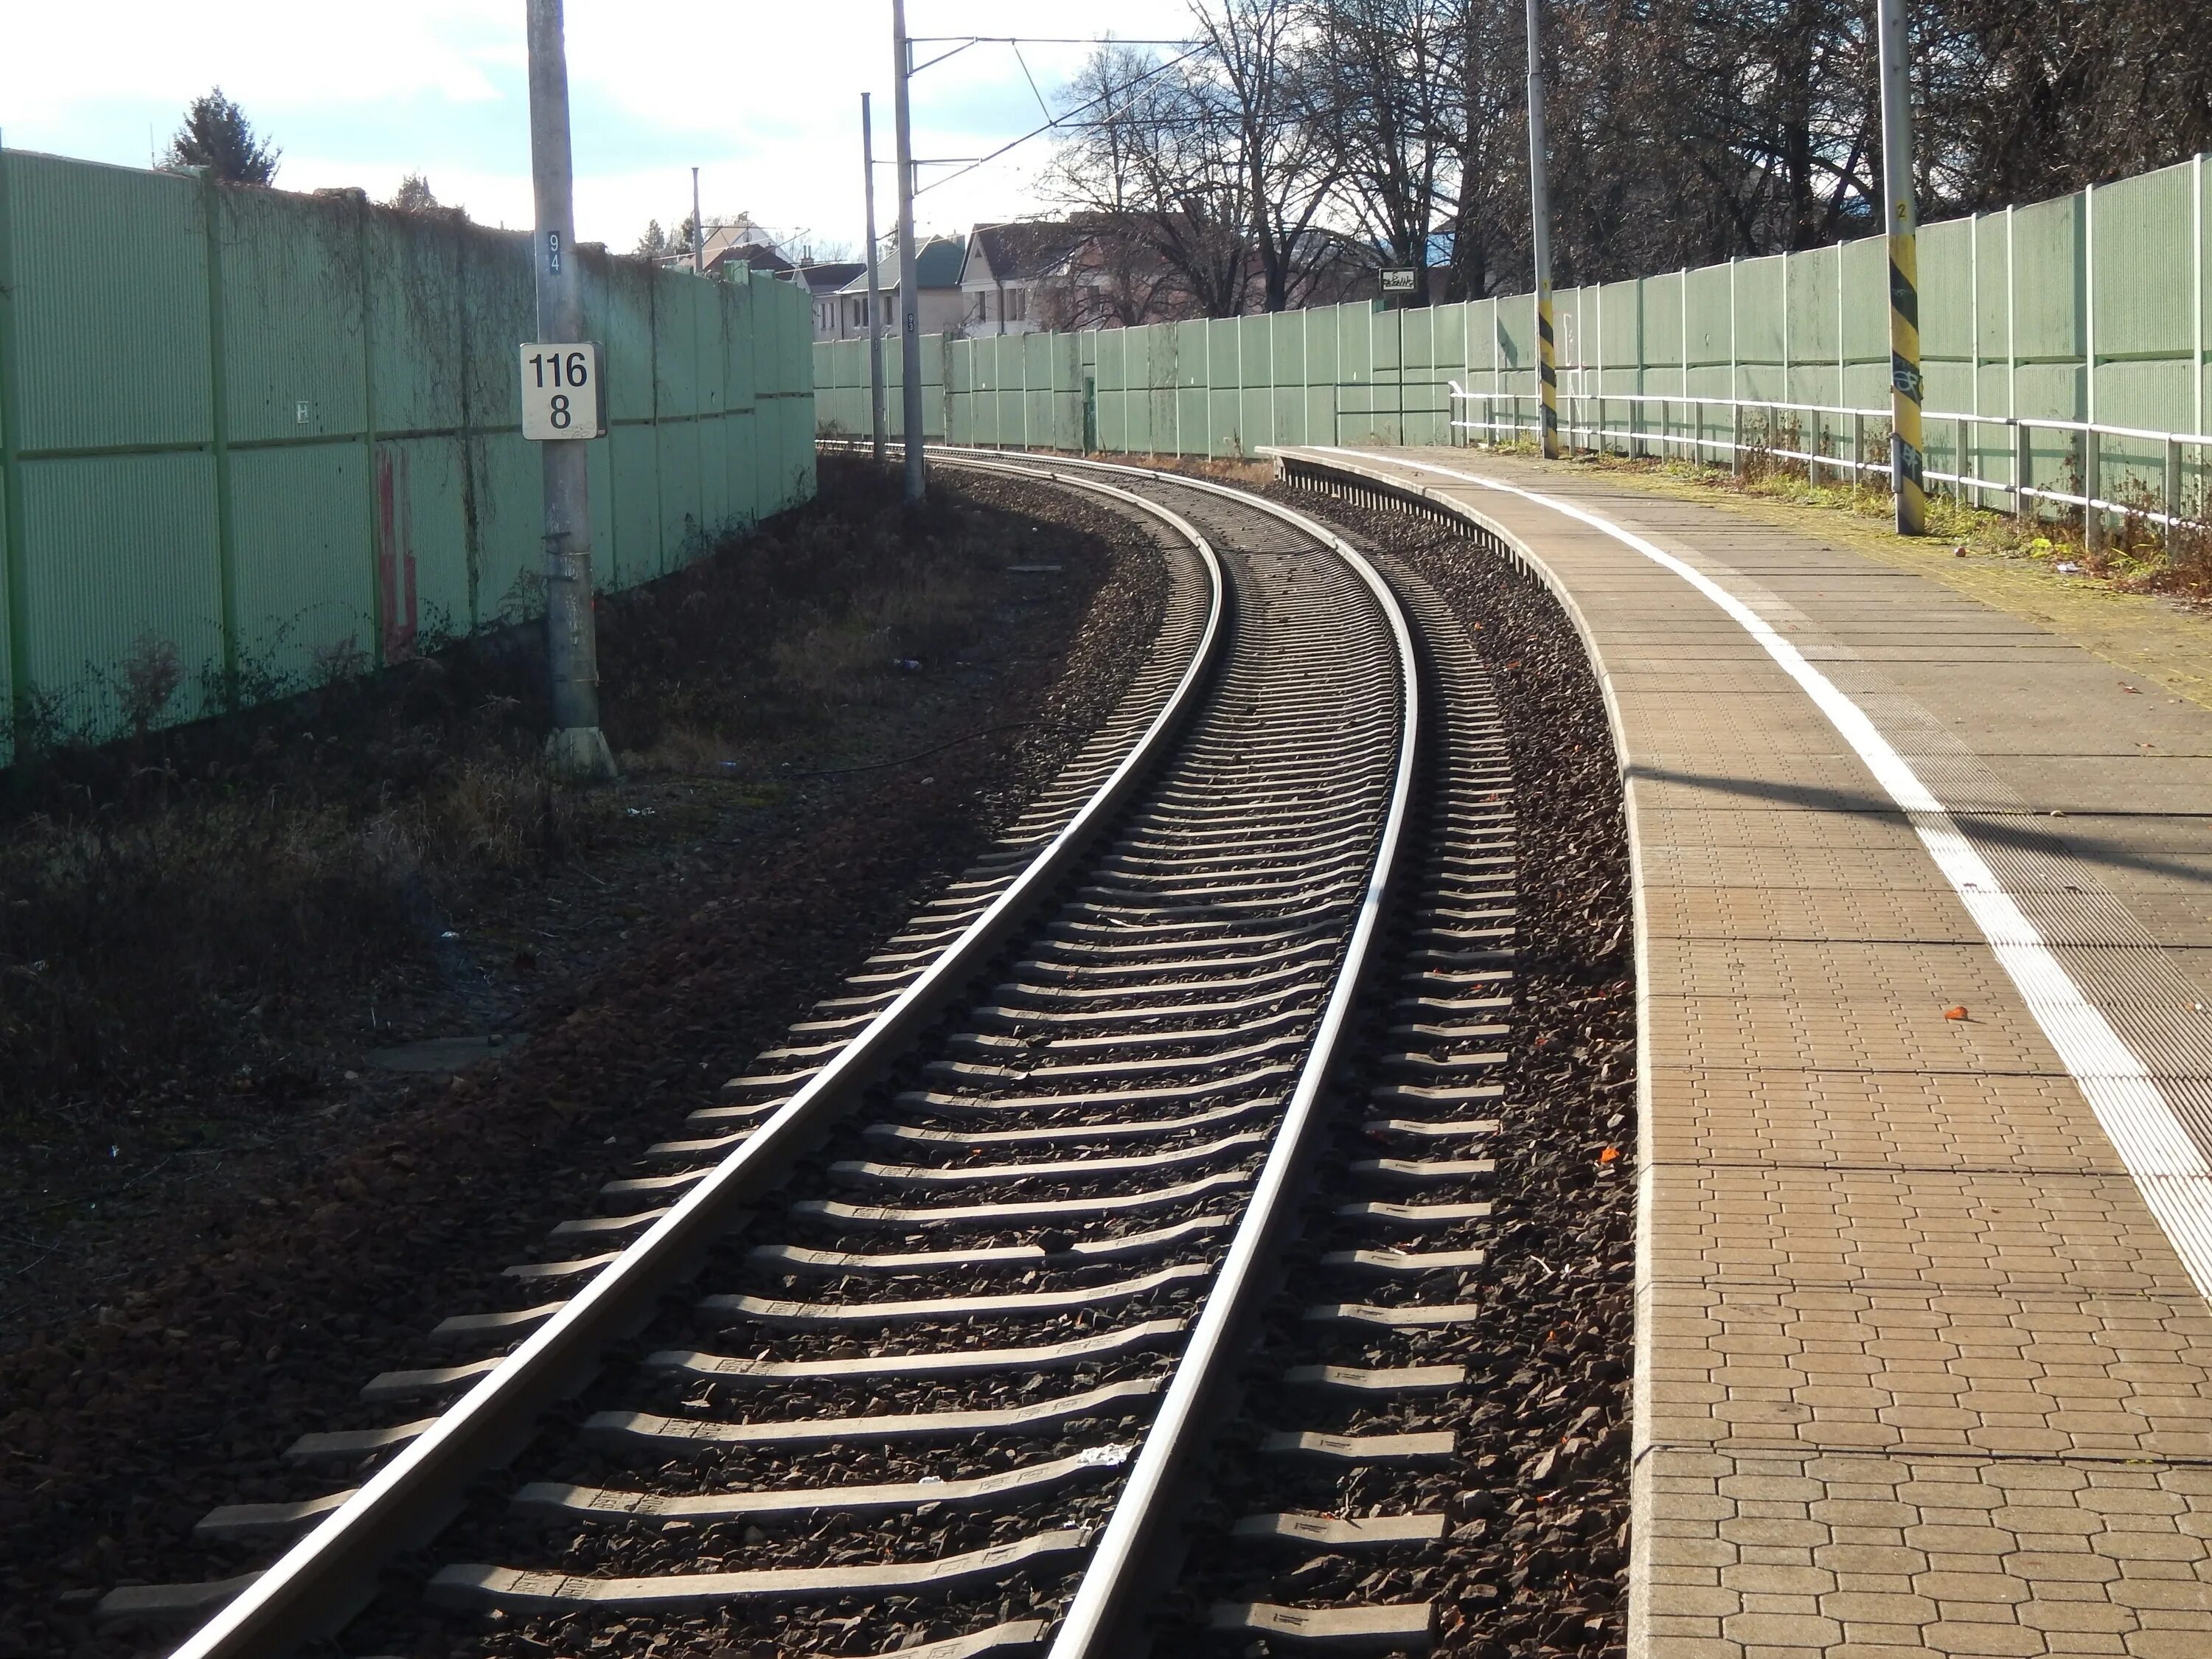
[1276,447,2212,1659]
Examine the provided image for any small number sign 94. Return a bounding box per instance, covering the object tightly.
[520,342,605,440]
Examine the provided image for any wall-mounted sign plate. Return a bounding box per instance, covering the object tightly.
[520,342,605,439]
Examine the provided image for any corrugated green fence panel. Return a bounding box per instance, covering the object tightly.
[1642,272,1683,397]
[1269,313,1306,447]
[24,452,224,728]
[1969,218,2013,481]
[1150,323,1179,453]
[1553,288,1584,380]
[14,156,212,454]
[1497,291,1533,388]
[1200,318,1234,454]
[696,284,733,533]
[1685,262,1733,375]
[1023,332,1053,448]
[1784,247,1841,407]
[1918,218,1973,472]
[1734,255,1784,403]
[608,249,664,587]
[2011,191,2086,384]
[1238,314,1273,451]
[1334,304,1371,390]
[1839,235,1892,410]
[723,278,759,533]
[1095,328,1127,452]
[827,154,2208,505]
[653,270,703,572]
[2092,168,2194,493]
[2202,162,2212,485]
[1460,299,1492,393]
[1596,281,1641,387]
[218,189,378,682]
[11,156,223,733]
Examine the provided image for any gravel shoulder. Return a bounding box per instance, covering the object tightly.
[1268,483,1636,1659]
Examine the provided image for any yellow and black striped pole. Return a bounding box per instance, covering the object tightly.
[1525,0,1560,459]
[1877,0,1925,535]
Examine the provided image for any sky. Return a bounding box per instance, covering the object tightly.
[1,1,1197,260]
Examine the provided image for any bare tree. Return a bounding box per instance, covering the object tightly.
[1047,43,1256,317]
[1192,0,1343,311]
[1037,220,1187,329]
[1057,0,2212,310]
[1307,0,1463,299]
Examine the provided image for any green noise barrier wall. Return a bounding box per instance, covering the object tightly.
[0,147,818,763]
[817,154,2211,519]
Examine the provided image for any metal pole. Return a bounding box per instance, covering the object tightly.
[1876,0,1926,534]
[1523,0,1559,459]
[861,92,888,465]
[891,0,926,501]
[525,0,615,780]
[2083,181,2104,553]
[690,165,704,275]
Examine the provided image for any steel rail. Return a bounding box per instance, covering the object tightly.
[922,447,1427,1659]
[167,473,1228,1659]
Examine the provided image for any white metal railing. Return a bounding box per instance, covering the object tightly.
[1447,384,2212,540]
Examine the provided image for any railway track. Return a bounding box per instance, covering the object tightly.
[114,456,1522,1659]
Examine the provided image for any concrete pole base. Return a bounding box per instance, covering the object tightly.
[546,726,619,783]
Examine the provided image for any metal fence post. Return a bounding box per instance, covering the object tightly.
[199,172,242,709]
[0,136,29,745]
[2014,420,2032,520]
[2167,437,2184,526]
[1731,400,1745,476]
[860,92,887,465]
[2083,427,2105,552]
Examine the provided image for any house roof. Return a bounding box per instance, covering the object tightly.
[835,236,965,296]
[789,261,866,297]
[965,220,1084,285]
[708,243,792,276]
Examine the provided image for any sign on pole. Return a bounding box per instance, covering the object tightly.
[519,341,605,440]
[1380,268,1417,294]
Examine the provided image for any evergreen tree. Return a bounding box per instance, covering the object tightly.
[163,88,280,185]
[388,173,439,214]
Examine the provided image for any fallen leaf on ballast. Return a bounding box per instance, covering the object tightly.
[1598,1146,1619,1164]
[1944,1006,1969,1020]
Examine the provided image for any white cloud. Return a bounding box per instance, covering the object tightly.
[1,1,513,122]
[4,0,1197,252]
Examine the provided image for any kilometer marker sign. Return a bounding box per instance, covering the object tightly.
[520,342,605,439]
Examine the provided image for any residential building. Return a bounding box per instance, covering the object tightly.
[787,262,866,337]
[959,220,1089,336]
[824,236,967,343]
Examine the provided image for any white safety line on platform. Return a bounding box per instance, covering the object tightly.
[1307,445,2212,1307]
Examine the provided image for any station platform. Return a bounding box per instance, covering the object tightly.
[1275,446,2212,1659]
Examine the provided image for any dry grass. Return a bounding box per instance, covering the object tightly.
[0,454,1048,1122]
[1565,442,2212,604]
